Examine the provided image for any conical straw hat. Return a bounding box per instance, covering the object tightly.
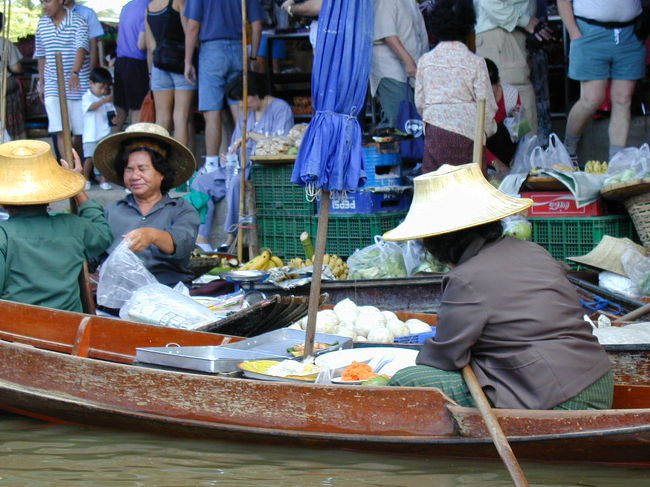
[383,163,533,241]
[568,236,647,277]
[0,140,85,205]
[94,123,196,188]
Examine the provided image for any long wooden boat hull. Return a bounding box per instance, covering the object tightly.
[1,300,649,463]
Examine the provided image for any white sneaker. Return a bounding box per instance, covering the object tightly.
[84,181,91,191]
[99,182,113,190]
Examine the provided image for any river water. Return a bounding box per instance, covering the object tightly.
[1,413,648,487]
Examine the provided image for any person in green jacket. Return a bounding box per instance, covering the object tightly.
[0,139,113,312]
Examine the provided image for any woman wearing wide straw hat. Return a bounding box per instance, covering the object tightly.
[0,140,112,312]
[94,122,199,287]
[383,163,613,410]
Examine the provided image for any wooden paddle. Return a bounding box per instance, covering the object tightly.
[462,365,529,486]
[615,301,650,324]
[55,53,96,315]
[468,99,529,486]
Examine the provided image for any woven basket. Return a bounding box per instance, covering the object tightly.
[624,192,650,247]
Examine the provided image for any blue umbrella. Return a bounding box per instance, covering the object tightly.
[295,0,373,357]
[290,0,373,193]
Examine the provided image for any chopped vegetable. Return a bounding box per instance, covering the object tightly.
[287,341,337,356]
[341,361,377,381]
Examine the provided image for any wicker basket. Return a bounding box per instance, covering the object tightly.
[624,192,650,248]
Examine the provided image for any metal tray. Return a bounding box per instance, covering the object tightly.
[135,345,286,373]
[221,328,352,357]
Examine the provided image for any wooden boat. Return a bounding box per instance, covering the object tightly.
[1,299,649,464]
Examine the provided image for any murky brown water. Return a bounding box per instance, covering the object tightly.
[1,413,647,486]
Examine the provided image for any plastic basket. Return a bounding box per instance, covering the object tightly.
[317,188,412,214]
[530,215,637,266]
[252,163,315,216]
[394,326,437,344]
[315,211,408,258]
[257,214,315,258]
[362,144,402,187]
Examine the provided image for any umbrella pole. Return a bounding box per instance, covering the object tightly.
[473,98,486,168]
[237,0,250,262]
[303,189,330,358]
[0,0,10,142]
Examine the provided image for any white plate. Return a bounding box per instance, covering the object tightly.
[314,347,418,377]
[330,376,364,385]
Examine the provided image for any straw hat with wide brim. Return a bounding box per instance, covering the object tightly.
[568,236,647,277]
[0,140,85,205]
[93,123,196,188]
[383,163,533,241]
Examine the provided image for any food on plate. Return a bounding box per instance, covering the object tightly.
[264,359,321,378]
[341,361,378,381]
[287,341,338,356]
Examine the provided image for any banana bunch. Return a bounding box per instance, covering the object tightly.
[551,163,576,172]
[239,249,284,270]
[286,254,349,280]
[584,160,608,174]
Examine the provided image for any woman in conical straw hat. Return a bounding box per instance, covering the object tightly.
[94,123,199,288]
[383,163,613,410]
[0,140,112,312]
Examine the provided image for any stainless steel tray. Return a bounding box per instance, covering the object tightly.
[135,345,285,373]
[221,328,352,357]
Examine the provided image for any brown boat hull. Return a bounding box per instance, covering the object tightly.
[0,300,649,463]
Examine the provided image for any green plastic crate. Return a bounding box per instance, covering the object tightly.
[257,214,315,258]
[315,211,408,258]
[252,163,315,216]
[530,216,637,266]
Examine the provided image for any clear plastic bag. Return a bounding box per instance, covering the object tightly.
[347,237,407,279]
[510,134,539,174]
[400,240,448,274]
[503,106,531,142]
[622,247,650,297]
[96,239,158,309]
[544,133,575,170]
[119,282,218,329]
[603,143,650,185]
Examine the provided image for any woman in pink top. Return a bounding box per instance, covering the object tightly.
[415,0,497,174]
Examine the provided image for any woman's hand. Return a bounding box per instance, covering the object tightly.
[60,149,83,173]
[124,227,175,253]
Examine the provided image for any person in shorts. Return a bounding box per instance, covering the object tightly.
[145,0,196,147]
[82,67,116,190]
[35,0,90,160]
[113,0,150,130]
[558,0,646,162]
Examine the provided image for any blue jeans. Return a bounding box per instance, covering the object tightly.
[198,39,243,111]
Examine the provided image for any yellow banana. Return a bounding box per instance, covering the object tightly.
[271,255,284,267]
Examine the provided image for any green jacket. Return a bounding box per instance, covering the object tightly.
[0,200,113,312]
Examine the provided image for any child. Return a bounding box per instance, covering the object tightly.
[82,67,115,190]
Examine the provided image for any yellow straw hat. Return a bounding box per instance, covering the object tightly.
[0,140,85,205]
[93,123,196,188]
[383,163,533,241]
[568,236,647,277]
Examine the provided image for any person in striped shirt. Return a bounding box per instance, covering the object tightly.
[35,0,90,159]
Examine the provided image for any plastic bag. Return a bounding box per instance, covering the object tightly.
[622,247,650,297]
[347,237,407,279]
[501,214,532,241]
[542,133,575,170]
[400,240,448,275]
[510,134,539,174]
[120,282,218,329]
[503,106,531,143]
[598,270,641,299]
[96,239,158,309]
[603,143,650,186]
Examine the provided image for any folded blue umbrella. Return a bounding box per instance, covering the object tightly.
[291,0,373,193]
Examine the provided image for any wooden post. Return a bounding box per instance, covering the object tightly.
[237,0,250,262]
[303,190,330,357]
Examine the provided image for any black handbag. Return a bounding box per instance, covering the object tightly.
[153,38,185,74]
[151,0,185,74]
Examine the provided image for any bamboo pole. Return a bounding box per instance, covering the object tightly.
[0,0,11,141]
[237,0,249,262]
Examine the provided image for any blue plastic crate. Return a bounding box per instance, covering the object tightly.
[394,326,437,344]
[362,143,402,187]
[317,188,412,214]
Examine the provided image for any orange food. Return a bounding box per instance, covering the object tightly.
[341,361,377,381]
